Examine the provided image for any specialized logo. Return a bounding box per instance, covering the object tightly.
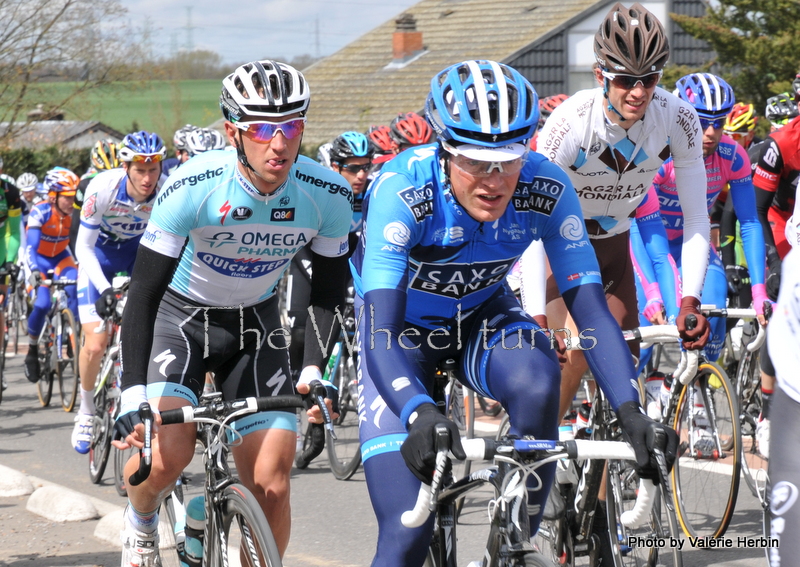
[409,258,515,298]
[158,167,225,205]
[232,206,253,221]
[219,200,232,225]
[153,349,176,377]
[383,221,411,246]
[199,253,289,278]
[398,183,434,222]
[271,208,295,222]
[559,215,585,241]
[513,177,564,215]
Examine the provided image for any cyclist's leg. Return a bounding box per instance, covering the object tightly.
[213,295,296,555]
[701,250,727,362]
[354,294,437,567]
[461,290,561,535]
[768,386,800,566]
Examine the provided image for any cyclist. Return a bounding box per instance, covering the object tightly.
[536,1,710,424]
[531,93,568,150]
[366,124,398,166]
[389,111,434,152]
[286,131,373,379]
[24,168,79,382]
[0,168,22,390]
[352,59,678,567]
[724,102,761,149]
[163,124,197,174]
[70,139,120,254]
[16,172,38,237]
[184,127,227,157]
[112,60,351,566]
[765,92,798,132]
[71,131,167,455]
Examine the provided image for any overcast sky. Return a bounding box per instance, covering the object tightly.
[120,0,420,64]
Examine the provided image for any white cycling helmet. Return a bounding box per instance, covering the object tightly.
[16,172,38,192]
[173,124,197,152]
[220,60,310,122]
[186,128,227,156]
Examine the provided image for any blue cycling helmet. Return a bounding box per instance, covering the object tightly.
[426,60,538,150]
[118,130,167,163]
[675,73,735,119]
[330,132,374,163]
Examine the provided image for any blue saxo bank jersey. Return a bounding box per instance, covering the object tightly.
[142,151,352,307]
[351,144,602,330]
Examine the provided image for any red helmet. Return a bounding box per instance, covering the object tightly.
[538,94,569,126]
[389,112,434,147]
[367,125,397,153]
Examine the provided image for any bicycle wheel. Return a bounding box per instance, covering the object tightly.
[88,373,114,484]
[208,484,282,567]
[115,444,136,497]
[606,460,682,567]
[532,488,574,566]
[327,351,361,480]
[57,308,80,412]
[36,338,53,407]
[736,349,769,503]
[7,283,25,355]
[159,482,186,567]
[671,362,740,538]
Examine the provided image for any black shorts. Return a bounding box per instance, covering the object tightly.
[146,289,296,436]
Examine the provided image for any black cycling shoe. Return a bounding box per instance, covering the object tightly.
[24,345,40,383]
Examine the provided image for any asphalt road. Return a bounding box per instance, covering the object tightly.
[0,351,771,567]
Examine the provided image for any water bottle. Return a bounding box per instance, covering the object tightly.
[659,373,673,414]
[644,371,665,420]
[182,496,205,567]
[574,401,592,438]
[322,342,340,381]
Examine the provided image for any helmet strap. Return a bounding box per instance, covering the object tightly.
[602,78,627,123]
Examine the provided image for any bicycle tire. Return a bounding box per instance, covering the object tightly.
[736,348,769,503]
[605,460,682,567]
[159,482,186,567]
[532,506,573,566]
[326,351,361,480]
[88,374,113,484]
[209,483,282,567]
[115,444,136,497]
[7,283,24,355]
[57,308,80,412]
[671,361,740,539]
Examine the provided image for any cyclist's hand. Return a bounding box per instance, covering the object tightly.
[643,299,666,325]
[95,288,117,319]
[724,264,748,296]
[297,366,339,424]
[616,401,678,483]
[676,296,709,350]
[766,253,782,301]
[400,403,466,485]
[28,269,42,288]
[112,387,158,449]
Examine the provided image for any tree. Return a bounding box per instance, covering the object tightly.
[670,0,800,114]
[0,0,137,147]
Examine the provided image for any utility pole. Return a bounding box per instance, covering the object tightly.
[185,6,195,51]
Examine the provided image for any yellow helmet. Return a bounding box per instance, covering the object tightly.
[90,139,120,171]
[724,103,757,134]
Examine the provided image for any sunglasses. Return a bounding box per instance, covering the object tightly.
[234,118,306,143]
[448,152,526,178]
[699,117,726,130]
[724,131,750,140]
[131,154,164,163]
[338,163,373,174]
[601,70,662,90]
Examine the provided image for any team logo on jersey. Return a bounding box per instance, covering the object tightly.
[409,258,515,298]
[83,194,97,218]
[199,253,289,278]
[271,208,295,222]
[232,207,253,221]
[513,177,564,215]
[559,215,585,241]
[219,200,232,225]
[280,196,290,206]
[383,221,411,246]
[398,183,434,222]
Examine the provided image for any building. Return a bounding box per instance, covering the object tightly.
[0,117,125,151]
[303,0,712,146]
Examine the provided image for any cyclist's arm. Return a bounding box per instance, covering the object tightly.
[25,206,46,273]
[718,196,738,267]
[729,176,767,292]
[6,208,20,263]
[75,177,115,293]
[302,251,349,372]
[753,137,783,255]
[538,163,639,411]
[358,172,432,425]
[670,107,710,301]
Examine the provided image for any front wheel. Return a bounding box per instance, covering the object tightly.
[327,352,361,480]
[208,484,282,567]
[56,308,80,412]
[115,444,136,497]
[671,362,740,539]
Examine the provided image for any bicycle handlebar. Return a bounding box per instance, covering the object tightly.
[127,381,332,487]
[400,437,659,529]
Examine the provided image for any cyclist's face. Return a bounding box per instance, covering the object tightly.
[595,67,656,126]
[22,189,36,203]
[178,150,191,163]
[125,162,162,202]
[702,124,724,158]
[224,113,303,194]
[447,156,520,223]
[333,157,372,194]
[55,194,74,215]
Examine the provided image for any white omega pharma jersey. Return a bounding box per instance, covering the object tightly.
[768,247,800,403]
[142,150,352,307]
[537,87,711,299]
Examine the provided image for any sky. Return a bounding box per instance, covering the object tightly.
[120,0,420,64]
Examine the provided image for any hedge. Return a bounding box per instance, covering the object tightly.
[0,147,92,181]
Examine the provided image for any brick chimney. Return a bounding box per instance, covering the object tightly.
[392,13,423,63]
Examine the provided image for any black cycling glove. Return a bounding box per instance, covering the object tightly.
[95,288,117,319]
[400,403,466,485]
[616,400,678,484]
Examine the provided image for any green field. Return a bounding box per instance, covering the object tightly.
[23,79,224,141]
